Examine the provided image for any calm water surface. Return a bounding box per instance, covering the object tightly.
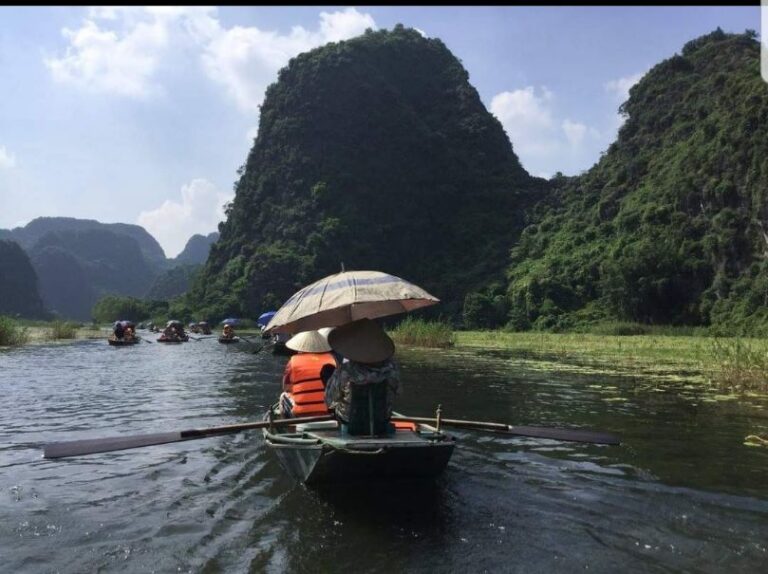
[1,337,767,573]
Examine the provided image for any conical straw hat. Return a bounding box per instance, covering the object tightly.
[328,318,394,363]
[286,330,332,353]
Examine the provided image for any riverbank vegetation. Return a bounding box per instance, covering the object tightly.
[390,318,455,348]
[0,316,30,346]
[46,320,79,340]
[457,331,768,393]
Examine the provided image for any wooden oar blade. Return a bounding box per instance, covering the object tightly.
[507,425,621,445]
[44,431,184,459]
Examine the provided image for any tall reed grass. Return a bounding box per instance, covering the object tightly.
[390,317,455,348]
[0,316,30,346]
[706,338,768,392]
[47,321,79,340]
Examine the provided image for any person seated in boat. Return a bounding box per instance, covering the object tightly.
[222,324,235,339]
[279,330,337,418]
[123,325,136,341]
[324,318,401,436]
[113,321,125,340]
[163,325,176,340]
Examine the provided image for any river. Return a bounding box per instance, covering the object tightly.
[1,337,767,573]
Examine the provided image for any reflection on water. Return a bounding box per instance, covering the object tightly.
[1,338,767,572]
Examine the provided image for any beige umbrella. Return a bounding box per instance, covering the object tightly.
[265,270,439,334]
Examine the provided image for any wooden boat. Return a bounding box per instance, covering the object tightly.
[218,336,239,344]
[262,405,455,484]
[108,337,140,346]
[157,335,189,343]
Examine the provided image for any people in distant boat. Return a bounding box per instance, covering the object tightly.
[222,324,235,339]
[199,321,212,335]
[324,318,401,436]
[124,324,136,341]
[113,321,125,340]
[279,330,337,418]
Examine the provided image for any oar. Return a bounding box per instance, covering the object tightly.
[43,414,334,459]
[252,340,276,355]
[391,416,621,445]
[140,337,153,344]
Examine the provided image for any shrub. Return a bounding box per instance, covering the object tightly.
[0,316,29,346]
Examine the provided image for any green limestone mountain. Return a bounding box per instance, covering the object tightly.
[0,240,48,318]
[173,232,219,265]
[188,26,539,319]
[4,217,166,266]
[0,218,214,320]
[500,30,768,333]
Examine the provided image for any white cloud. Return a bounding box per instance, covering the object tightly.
[45,6,377,112]
[604,70,646,131]
[604,71,645,102]
[246,125,259,143]
[490,86,557,157]
[562,119,587,147]
[200,7,376,113]
[44,11,175,97]
[0,146,16,169]
[491,86,602,175]
[137,178,233,258]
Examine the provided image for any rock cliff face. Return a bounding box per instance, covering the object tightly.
[189,25,539,319]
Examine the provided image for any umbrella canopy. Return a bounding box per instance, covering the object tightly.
[256,311,277,327]
[265,270,439,335]
[166,320,182,328]
[221,318,239,326]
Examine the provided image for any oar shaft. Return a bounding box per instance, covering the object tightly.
[391,416,621,445]
[44,414,334,459]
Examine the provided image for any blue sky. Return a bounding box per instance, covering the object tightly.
[0,6,759,256]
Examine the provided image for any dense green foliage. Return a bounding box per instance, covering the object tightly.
[174,232,219,265]
[493,30,768,334]
[0,315,30,346]
[91,295,169,324]
[188,25,539,321]
[0,240,48,318]
[146,264,202,300]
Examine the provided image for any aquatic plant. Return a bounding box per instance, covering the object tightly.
[0,316,30,346]
[390,317,455,349]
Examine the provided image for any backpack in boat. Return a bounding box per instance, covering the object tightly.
[346,379,390,436]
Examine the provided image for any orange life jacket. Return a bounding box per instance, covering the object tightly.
[286,352,336,416]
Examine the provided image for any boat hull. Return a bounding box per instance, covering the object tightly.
[218,337,239,344]
[269,440,454,484]
[262,410,455,485]
[108,339,139,346]
[156,337,188,343]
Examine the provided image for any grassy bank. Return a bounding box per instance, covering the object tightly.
[456,331,768,393]
[390,318,455,349]
[0,317,106,347]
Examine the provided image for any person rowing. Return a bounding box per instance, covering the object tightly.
[324,318,401,436]
[222,323,235,340]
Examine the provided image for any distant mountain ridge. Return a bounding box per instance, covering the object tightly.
[0,240,48,319]
[0,218,217,320]
[174,232,219,265]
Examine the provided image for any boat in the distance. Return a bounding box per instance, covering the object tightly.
[218,336,239,344]
[107,338,140,346]
[262,405,455,484]
[157,320,189,343]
